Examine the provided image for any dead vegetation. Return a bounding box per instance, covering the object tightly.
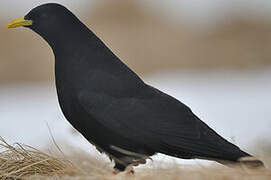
[0,137,74,179]
[0,137,270,180]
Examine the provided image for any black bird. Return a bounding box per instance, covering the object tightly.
[7,3,263,173]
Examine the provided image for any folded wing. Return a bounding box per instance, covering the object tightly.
[77,86,249,161]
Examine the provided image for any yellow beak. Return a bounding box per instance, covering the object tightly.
[6,16,33,29]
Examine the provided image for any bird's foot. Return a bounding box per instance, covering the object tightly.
[112,169,120,175]
[126,169,135,175]
[112,169,134,175]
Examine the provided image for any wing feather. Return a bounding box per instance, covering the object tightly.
[77,86,249,161]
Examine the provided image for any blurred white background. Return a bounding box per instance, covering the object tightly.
[0,0,270,166]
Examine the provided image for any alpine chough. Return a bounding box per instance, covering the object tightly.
[7,3,264,173]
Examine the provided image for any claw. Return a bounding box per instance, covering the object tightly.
[112,169,120,175]
[127,169,135,175]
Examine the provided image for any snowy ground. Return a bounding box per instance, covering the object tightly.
[1,68,270,167]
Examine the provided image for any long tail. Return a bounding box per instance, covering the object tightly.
[237,156,264,168]
[217,155,265,168]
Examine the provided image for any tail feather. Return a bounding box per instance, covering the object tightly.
[217,156,265,169]
[237,156,265,168]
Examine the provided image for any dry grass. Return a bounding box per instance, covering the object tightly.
[0,137,75,179]
[0,137,270,180]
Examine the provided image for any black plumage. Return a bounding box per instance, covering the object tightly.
[7,3,263,172]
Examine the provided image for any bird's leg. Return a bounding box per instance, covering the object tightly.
[125,166,135,175]
[112,169,120,175]
[112,168,134,175]
[126,169,135,175]
[113,162,126,175]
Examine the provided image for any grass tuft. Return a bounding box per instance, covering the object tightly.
[0,137,75,179]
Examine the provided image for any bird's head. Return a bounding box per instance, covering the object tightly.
[6,3,71,30]
[6,3,82,48]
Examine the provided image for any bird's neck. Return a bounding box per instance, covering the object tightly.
[49,26,95,56]
[34,22,146,95]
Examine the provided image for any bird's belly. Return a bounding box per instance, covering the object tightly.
[57,95,152,166]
